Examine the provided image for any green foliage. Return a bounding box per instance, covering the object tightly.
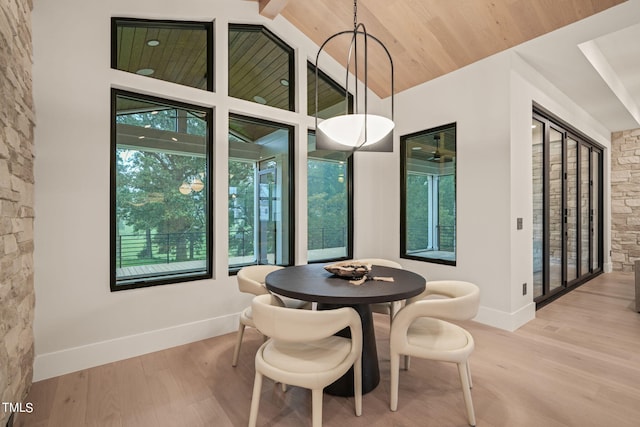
[115,105,208,264]
[228,160,256,258]
[307,159,348,249]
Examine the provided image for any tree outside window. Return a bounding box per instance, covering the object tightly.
[111,90,212,290]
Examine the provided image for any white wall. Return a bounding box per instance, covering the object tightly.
[32,0,615,380]
[391,54,520,328]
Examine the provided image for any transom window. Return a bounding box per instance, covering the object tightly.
[307,62,353,119]
[401,123,457,265]
[228,24,294,111]
[112,18,213,91]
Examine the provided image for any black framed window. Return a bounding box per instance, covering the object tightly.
[306,63,353,262]
[228,114,294,271]
[111,89,213,290]
[307,130,353,262]
[401,123,457,265]
[307,62,353,119]
[228,24,294,111]
[112,18,213,91]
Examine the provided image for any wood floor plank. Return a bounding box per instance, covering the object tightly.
[12,377,58,427]
[14,271,640,426]
[47,370,88,427]
[85,363,122,427]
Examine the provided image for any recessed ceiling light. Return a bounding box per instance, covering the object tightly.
[280,79,289,87]
[147,39,160,47]
[253,95,267,105]
[136,68,155,76]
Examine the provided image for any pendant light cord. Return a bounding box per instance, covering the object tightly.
[353,0,358,31]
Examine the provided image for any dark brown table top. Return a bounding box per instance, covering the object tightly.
[265,263,426,305]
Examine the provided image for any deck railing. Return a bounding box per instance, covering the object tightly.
[116,231,206,268]
[406,225,455,252]
[117,226,348,268]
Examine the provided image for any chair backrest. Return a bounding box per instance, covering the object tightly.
[252,294,362,347]
[403,280,480,321]
[237,265,284,296]
[353,258,402,269]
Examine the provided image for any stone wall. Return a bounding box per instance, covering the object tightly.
[0,0,36,425]
[611,128,640,272]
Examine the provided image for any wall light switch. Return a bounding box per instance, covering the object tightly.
[517,217,523,230]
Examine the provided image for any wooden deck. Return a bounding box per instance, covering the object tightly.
[116,260,207,278]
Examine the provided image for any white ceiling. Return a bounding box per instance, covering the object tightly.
[515,0,640,133]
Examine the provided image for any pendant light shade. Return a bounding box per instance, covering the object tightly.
[314,0,394,153]
[316,113,394,151]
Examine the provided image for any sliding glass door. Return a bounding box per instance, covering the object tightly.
[532,110,603,305]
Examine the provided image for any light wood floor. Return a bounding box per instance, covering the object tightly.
[15,272,640,426]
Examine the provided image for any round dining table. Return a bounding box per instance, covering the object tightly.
[265,263,426,396]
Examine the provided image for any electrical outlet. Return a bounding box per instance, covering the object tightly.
[522,283,527,295]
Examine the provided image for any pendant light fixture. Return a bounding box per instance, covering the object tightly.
[314,0,394,152]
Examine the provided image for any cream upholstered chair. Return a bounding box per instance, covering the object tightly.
[231,265,309,367]
[389,280,480,427]
[248,294,363,427]
[353,258,404,326]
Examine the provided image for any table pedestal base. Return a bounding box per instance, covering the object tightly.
[318,303,380,396]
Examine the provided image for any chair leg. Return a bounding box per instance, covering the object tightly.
[389,301,400,329]
[231,323,246,367]
[248,372,263,427]
[354,355,362,416]
[467,360,473,388]
[457,362,476,427]
[390,351,400,411]
[403,355,411,370]
[311,388,323,427]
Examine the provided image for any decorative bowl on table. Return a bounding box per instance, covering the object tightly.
[324,261,372,279]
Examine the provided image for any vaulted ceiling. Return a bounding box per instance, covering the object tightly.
[256,0,624,97]
[254,0,640,132]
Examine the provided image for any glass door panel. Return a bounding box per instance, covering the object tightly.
[580,144,591,276]
[532,109,603,306]
[549,128,563,293]
[532,119,544,299]
[566,137,578,283]
[258,167,276,264]
[592,150,601,271]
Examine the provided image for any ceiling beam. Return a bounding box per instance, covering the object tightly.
[258,0,288,19]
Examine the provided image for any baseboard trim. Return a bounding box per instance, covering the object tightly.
[474,302,536,332]
[33,304,536,381]
[33,313,238,381]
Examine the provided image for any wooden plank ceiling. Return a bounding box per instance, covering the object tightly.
[258,0,626,98]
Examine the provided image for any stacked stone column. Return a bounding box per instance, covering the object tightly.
[611,129,640,272]
[0,0,36,425]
